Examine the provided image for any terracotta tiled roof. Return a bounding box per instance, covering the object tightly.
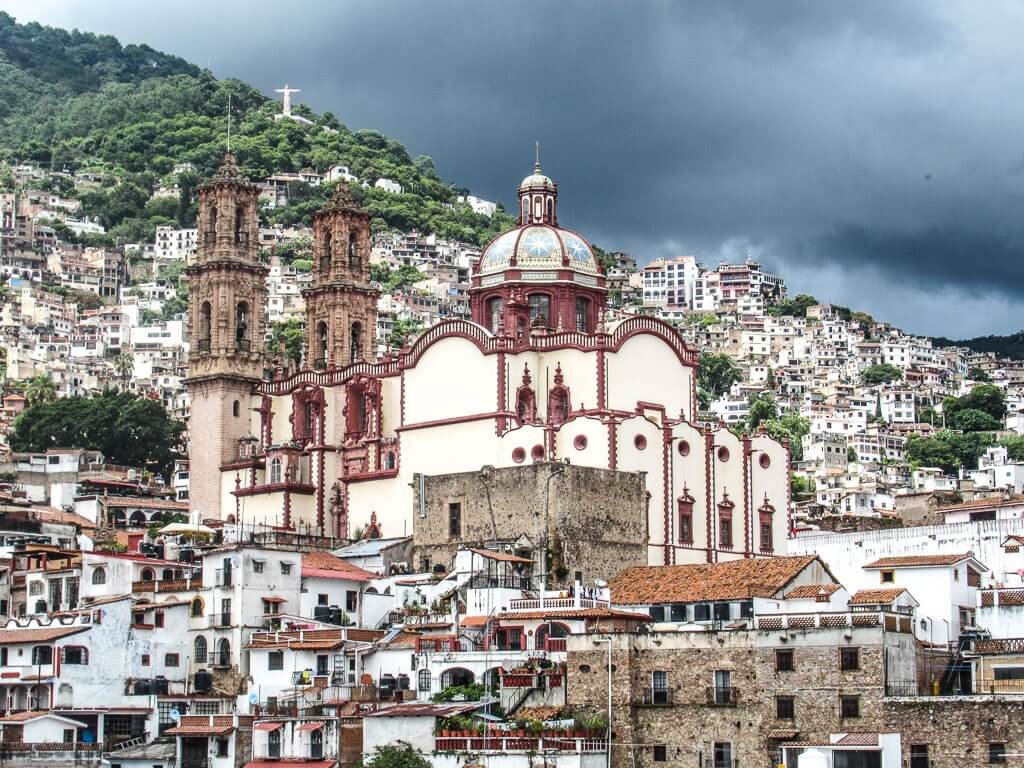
[165,724,233,735]
[379,631,418,649]
[850,588,909,605]
[862,554,974,569]
[247,629,346,651]
[244,761,336,768]
[302,552,375,582]
[0,625,88,644]
[516,706,564,721]
[940,495,1024,513]
[835,733,879,747]
[468,547,534,564]
[611,555,821,604]
[364,702,481,718]
[498,607,650,621]
[785,584,841,599]
[460,615,491,627]
[101,497,190,510]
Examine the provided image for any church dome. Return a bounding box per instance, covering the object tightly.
[519,164,556,193]
[479,224,600,276]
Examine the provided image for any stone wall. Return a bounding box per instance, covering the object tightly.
[565,627,915,768]
[411,462,648,583]
[882,697,1024,768]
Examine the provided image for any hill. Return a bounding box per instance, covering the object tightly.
[931,331,1024,361]
[0,12,516,247]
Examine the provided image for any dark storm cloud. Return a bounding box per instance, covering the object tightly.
[10,0,1024,335]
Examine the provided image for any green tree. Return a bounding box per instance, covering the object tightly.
[9,390,182,480]
[113,352,134,390]
[268,318,305,365]
[949,384,1006,421]
[1000,436,1024,461]
[791,474,814,497]
[767,294,818,318]
[747,393,777,431]
[860,364,903,385]
[389,318,425,350]
[24,374,56,407]
[949,407,1001,433]
[847,446,858,462]
[968,367,992,382]
[698,352,742,408]
[362,744,431,768]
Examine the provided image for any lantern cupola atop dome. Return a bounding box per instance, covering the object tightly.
[519,154,558,226]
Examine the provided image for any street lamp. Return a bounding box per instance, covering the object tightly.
[592,636,613,768]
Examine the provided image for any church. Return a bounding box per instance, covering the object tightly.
[185,153,791,565]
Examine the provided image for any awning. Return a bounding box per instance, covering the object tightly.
[295,721,325,732]
[159,523,215,536]
[262,596,287,603]
[253,722,284,732]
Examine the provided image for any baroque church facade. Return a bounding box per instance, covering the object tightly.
[185,154,791,565]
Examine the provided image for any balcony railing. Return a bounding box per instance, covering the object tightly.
[544,637,567,652]
[434,735,607,754]
[467,575,533,591]
[886,679,1024,697]
[754,610,912,634]
[706,686,739,706]
[509,595,610,611]
[132,579,190,594]
[639,687,672,706]
[209,613,232,629]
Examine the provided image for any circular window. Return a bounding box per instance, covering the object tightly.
[579,664,591,673]
[574,435,588,450]
[512,447,526,464]
[759,453,771,469]
[531,444,546,460]
[718,446,730,462]
[634,435,647,450]
[678,440,690,457]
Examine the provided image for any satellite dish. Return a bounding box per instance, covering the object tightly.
[248,693,258,705]
[169,709,181,723]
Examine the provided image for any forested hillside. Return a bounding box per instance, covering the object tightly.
[0,12,515,246]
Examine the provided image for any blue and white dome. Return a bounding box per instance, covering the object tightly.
[479,223,600,276]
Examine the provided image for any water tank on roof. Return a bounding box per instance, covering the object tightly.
[132,679,151,696]
[164,542,179,561]
[329,607,344,625]
[397,674,410,690]
[313,606,331,623]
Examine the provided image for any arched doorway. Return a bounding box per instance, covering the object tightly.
[535,621,570,650]
[439,668,474,689]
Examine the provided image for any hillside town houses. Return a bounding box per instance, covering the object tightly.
[0,156,1022,768]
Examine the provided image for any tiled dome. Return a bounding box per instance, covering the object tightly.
[479,224,600,276]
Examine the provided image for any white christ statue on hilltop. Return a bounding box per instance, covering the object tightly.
[275,84,301,116]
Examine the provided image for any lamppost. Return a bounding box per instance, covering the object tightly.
[593,636,613,768]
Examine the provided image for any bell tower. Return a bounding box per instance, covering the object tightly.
[185,152,268,519]
[303,184,379,368]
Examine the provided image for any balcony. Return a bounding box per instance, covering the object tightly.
[208,613,232,629]
[706,686,739,706]
[467,575,533,591]
[886,679,1024,697]
[508,594,610,612]
[639,687,672,706]
[754,610,913,634]
[434,734,607,754]
[132,579,191,594]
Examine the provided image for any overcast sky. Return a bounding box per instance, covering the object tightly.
[8,0,1024,337]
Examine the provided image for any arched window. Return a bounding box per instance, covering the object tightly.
[718,496,735,549]
[322,230,333,272]
[232,400,240,418]
[348,233,359,270]
[140,568,155,582]
[161,568,174,581]
[418,668,431,692]
[130,511,147,528]
[316,322,328,369]
[521,198,529,222]
[268,727,281,758]
[546,198,554,223]
[209,205,218,239]
[486,297,503,332]
[528,294,550,326]
[269,458,282,485]
[303,401,314,440]
[575,297,590,333]
[194,635,208,664]
[549,389,570,425]
[235,302,250,350]
[234,203,245,244]
[759,497,776,553]
[91,568,106,585]
[310,728,323,759]
[384,452,396,470]
[350,322,363,363]
[216,638,231,667]
[198,302,212,350]
[191,597,204,617]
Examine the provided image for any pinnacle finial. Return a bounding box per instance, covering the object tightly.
[214,151,241,180]
[535,140,541,172]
